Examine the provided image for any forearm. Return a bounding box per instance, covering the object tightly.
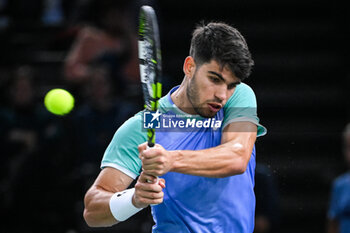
[84,185,118,227]
[140,123,257,178]
[170,141,252,178]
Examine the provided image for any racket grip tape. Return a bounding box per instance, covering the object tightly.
[145,145,160,206]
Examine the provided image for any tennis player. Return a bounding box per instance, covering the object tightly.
[83,22,267,233]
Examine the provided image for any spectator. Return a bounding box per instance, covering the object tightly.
[63,0,140,89]
[327,123,350,233]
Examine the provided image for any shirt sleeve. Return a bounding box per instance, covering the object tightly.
[101,112,147,179]
[222,83,267,137]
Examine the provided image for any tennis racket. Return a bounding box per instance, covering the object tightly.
[138,6,162,194]
[138,5,162,147]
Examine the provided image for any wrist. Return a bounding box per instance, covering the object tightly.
[109,188,144,221]
[169,150,182,172]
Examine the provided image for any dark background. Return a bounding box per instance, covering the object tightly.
[0,0,349,232]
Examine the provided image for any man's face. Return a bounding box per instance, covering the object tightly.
[186,60,241,118]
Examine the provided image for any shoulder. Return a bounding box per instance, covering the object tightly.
[235,82,255,94]
[233,83,255,98]
[116,111,144,135]
[225,83,257,108]
[333,172,350,188]
[111,111,150,150]
[101,111,146,178]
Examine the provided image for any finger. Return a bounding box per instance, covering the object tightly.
[142,166,163,177]
[136,189,164,200]
[142,162,161,172]
[142,169,161,177]
[135,181,163,193]
[154,143,163,149]
[139,145,155,160]
[142,147,162,159]
[139,172,158,184]
[158,178,166,188]
[138,142,148,154]
[151,198,164,205]
[141,156,163,166]
[141,168,157,180]
[135,196,164,206]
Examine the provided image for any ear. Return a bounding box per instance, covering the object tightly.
[183,56,196,79]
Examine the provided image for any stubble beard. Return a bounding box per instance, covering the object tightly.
[186,73,216,118]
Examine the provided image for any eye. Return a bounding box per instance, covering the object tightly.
[209,76,220,83]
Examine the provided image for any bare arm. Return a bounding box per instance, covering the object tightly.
[84,168,165,227]
[83,167,134,227]
[140,121,257,178]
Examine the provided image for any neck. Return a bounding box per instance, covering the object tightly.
[171,77,197,115]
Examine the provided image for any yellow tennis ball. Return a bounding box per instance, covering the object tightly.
[44,88,74,115]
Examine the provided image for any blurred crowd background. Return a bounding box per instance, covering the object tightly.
[0,0,349,233]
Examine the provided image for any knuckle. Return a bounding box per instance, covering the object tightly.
[152,193,161,200]
[158,157,165,163]
[155,198,163,204]
[143,152,150,159]
[147,170,155,175]
[135,194,141,200]
[135,183,142,189]
[155,170,162,176]
[141,197,149,203]
[156,149,163,156]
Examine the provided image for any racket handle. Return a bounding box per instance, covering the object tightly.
[145,144,160,206]
[147,141,155,148]
[146,144,159,183]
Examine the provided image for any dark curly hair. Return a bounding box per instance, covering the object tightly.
[189,22,254,81]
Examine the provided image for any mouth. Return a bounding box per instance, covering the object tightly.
[207,102,222,113]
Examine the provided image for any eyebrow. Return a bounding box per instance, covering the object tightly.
[208,71,241,86]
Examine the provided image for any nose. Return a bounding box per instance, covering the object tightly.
[214,86,227,103]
